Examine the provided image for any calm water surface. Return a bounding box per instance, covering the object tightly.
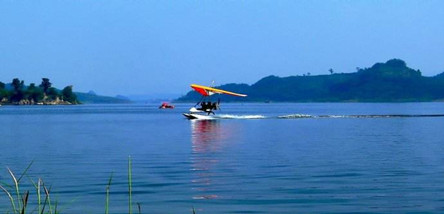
[1,103,444,213]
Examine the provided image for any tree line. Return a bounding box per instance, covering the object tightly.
[0,78,79,105]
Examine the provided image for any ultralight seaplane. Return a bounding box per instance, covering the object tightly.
[183,84,247,119]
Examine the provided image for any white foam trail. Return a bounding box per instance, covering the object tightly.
[190,113,444,121]
[278,114,313,119]
[217,114,266,119]
[280,114,444,119]
[320,115,347,118]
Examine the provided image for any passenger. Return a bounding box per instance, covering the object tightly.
[198,102,217,114]
[197,102,207,111]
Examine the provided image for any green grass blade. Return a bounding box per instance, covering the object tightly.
[20,190,29,214]
[43,185,52,214]
[30,178,42,214]
[54,200,58,214]
[0,184,18,214]
[17,161,34,183]
[40,181,49,214]
[105,172,113,214]
[128,156,132,214]
[7,167,22,212]
[38,178,42,214]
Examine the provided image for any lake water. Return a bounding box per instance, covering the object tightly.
[1,103,444,213]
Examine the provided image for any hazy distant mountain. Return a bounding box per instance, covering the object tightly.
[125,93,182,103]
[75,90,131,104]
[75,92,131,104]
[176,59,444,102]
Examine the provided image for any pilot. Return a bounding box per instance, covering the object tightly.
[198,102,204,110]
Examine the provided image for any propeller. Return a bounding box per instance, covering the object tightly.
[216,98,221,111]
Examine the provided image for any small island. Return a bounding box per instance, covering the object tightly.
[0,78,79,105]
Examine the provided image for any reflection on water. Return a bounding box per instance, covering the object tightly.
[191,120,226,153]
[190,120,233,200]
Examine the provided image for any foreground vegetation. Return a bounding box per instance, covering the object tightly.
[0,78,79,105]
[0,157,197,214]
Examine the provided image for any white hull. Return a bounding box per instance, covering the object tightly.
[183,113,215,120]
[189,107,203,113]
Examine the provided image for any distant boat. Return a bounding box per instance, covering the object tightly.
[159,102,174,109]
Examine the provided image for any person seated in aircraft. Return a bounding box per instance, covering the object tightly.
[197,102,206,111]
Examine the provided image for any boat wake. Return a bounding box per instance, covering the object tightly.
[188,113,444,120]
[215,114,266,119]
[277,114,314,119]
[277,114,444,119]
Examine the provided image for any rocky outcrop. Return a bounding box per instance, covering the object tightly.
[1,97,74,105]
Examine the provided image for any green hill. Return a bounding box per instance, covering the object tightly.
[176,59,444,102]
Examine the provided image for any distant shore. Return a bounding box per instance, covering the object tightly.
[0,100,76,105]
[176,59,444,103]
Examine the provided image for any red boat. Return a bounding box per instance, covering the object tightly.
[159,102,174,109]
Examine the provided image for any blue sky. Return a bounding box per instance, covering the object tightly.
[1,1,444,96]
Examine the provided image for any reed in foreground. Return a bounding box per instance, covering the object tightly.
[1,157,197,214]
[0,162,59,214]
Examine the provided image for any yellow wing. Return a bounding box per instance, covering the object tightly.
[191,84,247,97]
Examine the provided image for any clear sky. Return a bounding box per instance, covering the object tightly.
[1,0,444,96]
